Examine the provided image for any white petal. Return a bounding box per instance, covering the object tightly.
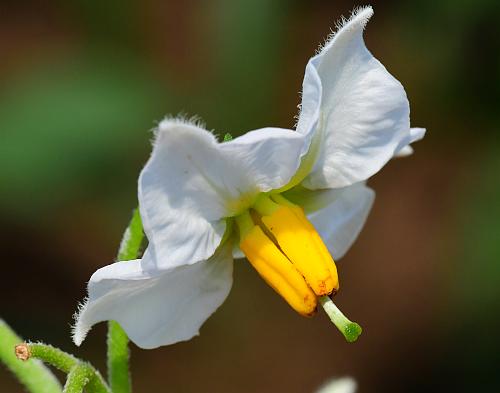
[297,6,417,189]
[73,244,233,349]
[139,118,306,270]
[394,145,414,157]
[394,127,426,157]
[316,377,357,393]
[295,59,322,152]
[304,183,375,260]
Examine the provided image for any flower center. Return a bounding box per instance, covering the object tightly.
[235,194,339,316]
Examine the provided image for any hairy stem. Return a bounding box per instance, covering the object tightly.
[107,322,131,393]
[25,343,78,373]
[107,208,144,393]
[63,365,91,393]
[0,320,62,393]
[15,342,110,393]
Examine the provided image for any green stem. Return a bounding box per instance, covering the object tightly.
[107,208,144,393]
[107,322,131,393]
[26,343,78,373]
[0,320,62,393]
[83,364,110,393]
[15,343,110,393]
[63,365,91,393]
[63,364,109,393]
[116,208,144,262]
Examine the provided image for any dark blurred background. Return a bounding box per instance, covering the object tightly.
[1,0,499,392]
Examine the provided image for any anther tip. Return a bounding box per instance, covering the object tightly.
[344,322,362,343]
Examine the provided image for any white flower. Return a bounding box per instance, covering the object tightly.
[316,377,357,393]
[73,6,425,349]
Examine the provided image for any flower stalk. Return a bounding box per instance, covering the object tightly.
[107,208,144,393]
[16,343,77,372]
[15,342,110,393]
[0,320,62,393]
[107,323,132,393]
[63,366,93,393]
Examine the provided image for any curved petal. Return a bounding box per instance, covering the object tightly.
[73,244,233,349]
[139,118,306,270]
[394,127,426,157]
[394,145,414,157]
[297,6,415,189]
[295,59,322,156]
[304,183,375,260]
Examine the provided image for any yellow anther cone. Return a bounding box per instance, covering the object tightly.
[261,203,339,297]
[240,225,317,317]
[237,195,361,340]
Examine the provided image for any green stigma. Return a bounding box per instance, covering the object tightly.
[319,296,363,343]
[344,322,363,343]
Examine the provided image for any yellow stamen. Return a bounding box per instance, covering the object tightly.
[236,193,339,315]
[255,195,339,296]
[237,211,317,316]
[236,196,362,341]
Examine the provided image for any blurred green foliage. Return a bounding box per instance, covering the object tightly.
[399,0,500,132]
[0,55,165,218]
[0,0,292,221]
[458,142,500,309]
[421,138,500,392]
